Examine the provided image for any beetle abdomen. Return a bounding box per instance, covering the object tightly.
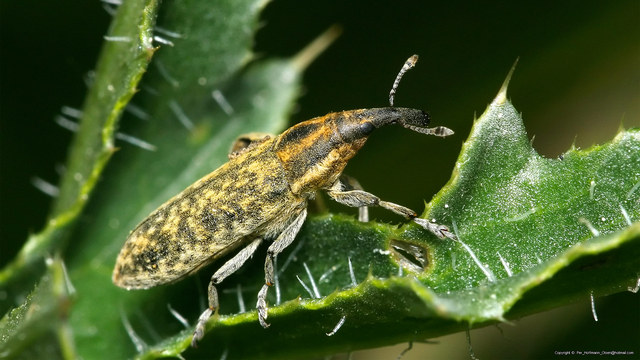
[112,139,303,289]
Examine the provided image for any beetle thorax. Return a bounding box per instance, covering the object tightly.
[274,115,367,196]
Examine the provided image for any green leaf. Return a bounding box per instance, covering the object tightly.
[0,0,158,290]
[0,256,76,360]
[1,0,160,356]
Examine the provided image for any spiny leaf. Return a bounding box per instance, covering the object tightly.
[169,73,638,359]
[0,0,159,290]
[0,256,76,359]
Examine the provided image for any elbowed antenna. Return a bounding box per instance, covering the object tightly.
[382,54,454,137]
[389,55,419,106]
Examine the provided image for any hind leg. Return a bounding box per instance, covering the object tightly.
[191,237,262,347]
[256,209,307,328]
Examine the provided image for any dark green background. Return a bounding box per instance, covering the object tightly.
[1,1,638,359]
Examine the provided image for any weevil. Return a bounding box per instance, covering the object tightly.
[112,55,455,346]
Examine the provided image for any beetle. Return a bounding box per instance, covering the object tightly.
[112,55,455,346]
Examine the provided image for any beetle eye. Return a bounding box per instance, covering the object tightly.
[360,121,375,134]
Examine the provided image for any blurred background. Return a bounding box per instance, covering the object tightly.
[1,1,638,358]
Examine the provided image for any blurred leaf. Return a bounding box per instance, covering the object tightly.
[0,0,158,291]
[0,256,75,359]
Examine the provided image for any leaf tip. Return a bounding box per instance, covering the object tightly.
[494,58,519,105]
[616,121,627,135]
[291,24,342,71]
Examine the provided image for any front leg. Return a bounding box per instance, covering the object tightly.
[257,208,308,328]
[339,175,369,222]
[326,179,455,239]
[326,179,417,219]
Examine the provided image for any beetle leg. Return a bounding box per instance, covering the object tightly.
[339,175,369,222]
[257,208,308,328]
[327,180,417,219]
[191,237,263,347]
[327,180,456,239]
[413,218,456,240]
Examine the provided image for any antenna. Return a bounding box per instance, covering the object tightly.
[389,54,419,106]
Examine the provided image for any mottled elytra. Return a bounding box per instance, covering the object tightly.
[112,55,455,347]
